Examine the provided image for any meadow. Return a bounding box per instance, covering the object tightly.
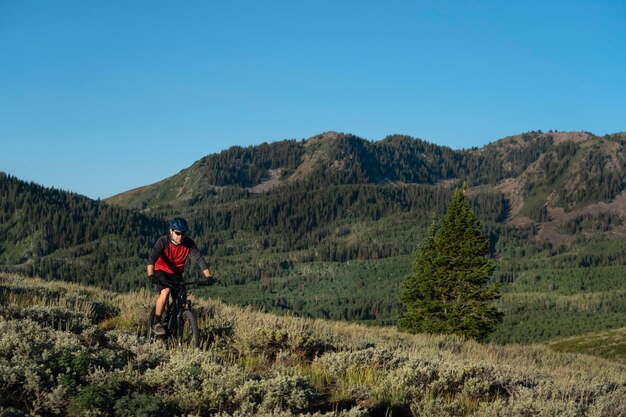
[1,273,624,416]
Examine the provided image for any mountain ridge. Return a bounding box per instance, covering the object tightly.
[106,130,626,244]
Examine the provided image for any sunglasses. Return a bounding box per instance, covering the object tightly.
[172,230,185,236]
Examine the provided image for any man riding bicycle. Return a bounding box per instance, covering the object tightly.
[147,217,214,335]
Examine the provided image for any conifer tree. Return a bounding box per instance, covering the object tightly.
[399,188,503,341]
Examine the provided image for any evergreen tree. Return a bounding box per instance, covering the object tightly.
[399,188,503,341]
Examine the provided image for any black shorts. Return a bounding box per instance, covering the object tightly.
[154,270,183,292]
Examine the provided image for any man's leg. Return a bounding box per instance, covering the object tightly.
[155,288,170,316]
[153,288,170,335]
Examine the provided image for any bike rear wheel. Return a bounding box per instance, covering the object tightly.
[179,310,199,348]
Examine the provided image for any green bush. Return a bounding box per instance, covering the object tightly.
[113,392,172,417]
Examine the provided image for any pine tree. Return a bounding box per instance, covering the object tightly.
[399,188,503,341]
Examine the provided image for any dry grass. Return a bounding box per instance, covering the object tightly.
[1,272,625,416]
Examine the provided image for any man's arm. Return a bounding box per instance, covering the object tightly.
[187,238,213,280]
[147,236,167,277]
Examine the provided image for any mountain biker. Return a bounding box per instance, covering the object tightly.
[147,217,214,335]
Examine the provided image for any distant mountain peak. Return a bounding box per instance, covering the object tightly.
[550,131,593,144]
[314,131,343,140]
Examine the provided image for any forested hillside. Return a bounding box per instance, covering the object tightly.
[1,130,625,344]
[0,173,163,290]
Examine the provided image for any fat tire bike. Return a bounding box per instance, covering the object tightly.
[147,278,210,348]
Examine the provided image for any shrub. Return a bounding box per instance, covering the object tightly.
[113,392,172,417]
[234,374,317,414]
[0,304,93,333]
[67,383,117,417]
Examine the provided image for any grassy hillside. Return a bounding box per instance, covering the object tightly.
[209,258,626,346]
[546,327,626,364]
[1,273,625,416]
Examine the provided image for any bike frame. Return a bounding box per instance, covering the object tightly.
[152,278,207,347]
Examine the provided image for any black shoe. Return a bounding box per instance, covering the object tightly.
[152,322,166,336]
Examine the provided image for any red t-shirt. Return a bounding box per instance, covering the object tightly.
[148,235,208,275]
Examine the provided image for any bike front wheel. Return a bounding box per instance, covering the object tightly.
[147,305,156,341]
[179,310,199,348]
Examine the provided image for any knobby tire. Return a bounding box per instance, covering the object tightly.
[180,310,199,348]
[147,305,157,341]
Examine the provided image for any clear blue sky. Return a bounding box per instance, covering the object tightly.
[1,1,625,199]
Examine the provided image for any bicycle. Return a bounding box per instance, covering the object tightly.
[147,277,212,348]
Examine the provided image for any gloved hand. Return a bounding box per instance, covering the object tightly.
[149,275,158,285]
[203,276,216,286]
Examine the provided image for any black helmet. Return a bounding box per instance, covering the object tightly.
[169,217,189,234]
